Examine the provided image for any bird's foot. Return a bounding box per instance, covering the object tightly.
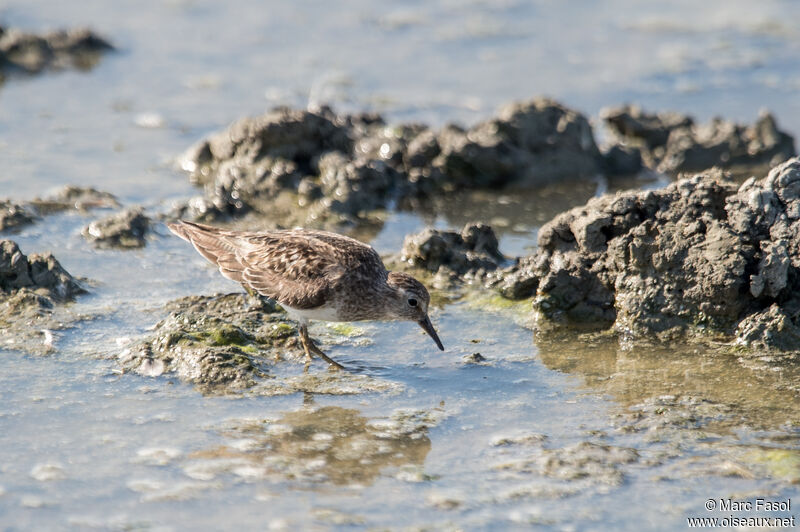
[299,326,345,371]
[309,344,345,371]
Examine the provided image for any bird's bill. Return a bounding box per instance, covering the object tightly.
[418,315,444,351]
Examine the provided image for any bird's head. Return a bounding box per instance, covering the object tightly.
[386,271,444,351]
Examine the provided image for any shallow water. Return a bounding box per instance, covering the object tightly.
[2,1,800,530]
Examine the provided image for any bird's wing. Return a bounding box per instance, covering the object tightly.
[167,221,385,310]
[237,232,345,309]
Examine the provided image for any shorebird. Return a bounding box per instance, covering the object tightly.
[167,221,444,370]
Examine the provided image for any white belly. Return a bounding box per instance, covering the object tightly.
[283,303,342,323]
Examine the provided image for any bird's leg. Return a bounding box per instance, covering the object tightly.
[298,324,345,371]
[298,324,314,365]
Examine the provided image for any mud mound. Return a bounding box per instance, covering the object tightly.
[1,240,86,353]
[83,207,151,249]
[1,186,118,233]
[122,293,399,395]
[175,99,603,226]
[602,105,795,175]
[0,26,112,75]
[503,157,800,350]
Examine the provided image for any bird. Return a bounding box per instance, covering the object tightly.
[167,220,444,370]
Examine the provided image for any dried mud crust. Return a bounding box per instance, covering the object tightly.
[173,98,604,225]
[0,240,86,353]
[500,157,800,351]
[121,293,400,395]
[602,104,796,175]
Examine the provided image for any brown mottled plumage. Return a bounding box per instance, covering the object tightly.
[167,220,444,369]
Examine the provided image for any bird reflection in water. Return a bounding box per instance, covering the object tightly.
[188,401,434,486]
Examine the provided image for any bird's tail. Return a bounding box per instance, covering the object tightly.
[166,220,221,242]
[166,220,246,283]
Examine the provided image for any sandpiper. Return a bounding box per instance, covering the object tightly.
[167,221,444,369]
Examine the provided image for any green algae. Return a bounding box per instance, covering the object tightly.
[204,323,253,347]
[325,322,365,337]
[239,345,259,355]
[462,291,533,328]
[745,449,800,483]
[475,293,531,312]
[265,322,296,340]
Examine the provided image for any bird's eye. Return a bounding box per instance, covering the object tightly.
[408,297,418,307]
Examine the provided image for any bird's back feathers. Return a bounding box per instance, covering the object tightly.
[167,221,387,310]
